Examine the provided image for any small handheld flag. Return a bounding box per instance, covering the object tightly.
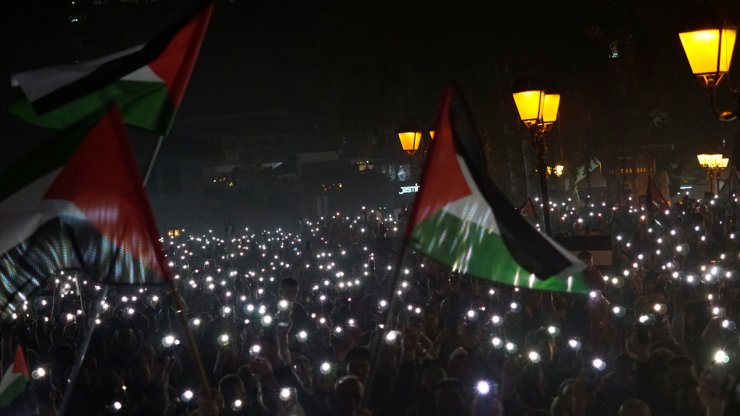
[0,345,30,408]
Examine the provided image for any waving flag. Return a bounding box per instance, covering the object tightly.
[0,346,29,408]
[646,175,670,211]
[9,0,213,135]
[408,86,587,293]
[0,106,171,320]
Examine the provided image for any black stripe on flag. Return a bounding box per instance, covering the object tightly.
[31,0,212,114]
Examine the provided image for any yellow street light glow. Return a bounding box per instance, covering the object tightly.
[398,131,422,156]
[680,27,736,87]
[542,94,560,124]
[513,90,544,126]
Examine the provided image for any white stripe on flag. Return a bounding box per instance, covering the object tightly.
[437,156,501,234]
[11,44,145,102]
[0,170,85,255]
[121,65,164,83]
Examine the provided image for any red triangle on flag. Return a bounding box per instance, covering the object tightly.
[43,106,171,282]
[519,197,538,221]
[646,175,669,210]
[11,346,29,380]
[408,88,472,233]
[149,3,214,106]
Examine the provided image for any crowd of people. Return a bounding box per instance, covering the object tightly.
[2,193,740,416]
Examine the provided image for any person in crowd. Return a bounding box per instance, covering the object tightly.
[3,199,739,416]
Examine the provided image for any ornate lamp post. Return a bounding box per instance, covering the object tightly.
[697,153,729,194]
[679,12,738,121]
[513,80,561,235]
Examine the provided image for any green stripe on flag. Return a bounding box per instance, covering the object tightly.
[0,368,27,408]
[9,80,171,134]
[410,210,589,294]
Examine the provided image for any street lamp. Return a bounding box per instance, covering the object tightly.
[513,79,561,235]
[679,11,739,121]
[697,153,729,194]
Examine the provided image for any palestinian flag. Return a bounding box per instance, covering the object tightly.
[9,0,213,135]
[0,346,29,408]
[0,105,171,320]
[646,175,670,211]
[408,86,588,294]
[518,197,539,225]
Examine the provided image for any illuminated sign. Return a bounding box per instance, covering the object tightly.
[399,183,420,195]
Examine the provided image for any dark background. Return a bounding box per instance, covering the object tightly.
[1,0,739,230]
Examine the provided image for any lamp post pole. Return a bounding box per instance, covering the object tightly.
[512,82,560,236]
[531,128,552,236]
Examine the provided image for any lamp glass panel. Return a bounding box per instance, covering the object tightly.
[542,94,561,123]
[429,130,435,140]
[697,153,724,168]
[398,131,421,152]
[679,28,737,75]
[512,90,544,123]
[719,158,730,168]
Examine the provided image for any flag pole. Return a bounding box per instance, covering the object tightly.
[58,286,109,416]
[362,234,410,408]
[168,283,211,395]
[142,135,165,185]
[139,133,212,395]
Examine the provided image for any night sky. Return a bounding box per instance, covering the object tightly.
[2,0,739,227]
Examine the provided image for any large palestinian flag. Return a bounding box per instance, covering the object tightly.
[408,86,588,294]
[0,105,171,320]
[9,0,213,135]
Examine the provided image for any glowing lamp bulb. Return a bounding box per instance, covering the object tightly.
[320,362,332,375]
[476,381,490,395]
[592,358,606,371]
[528,351,541,363]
